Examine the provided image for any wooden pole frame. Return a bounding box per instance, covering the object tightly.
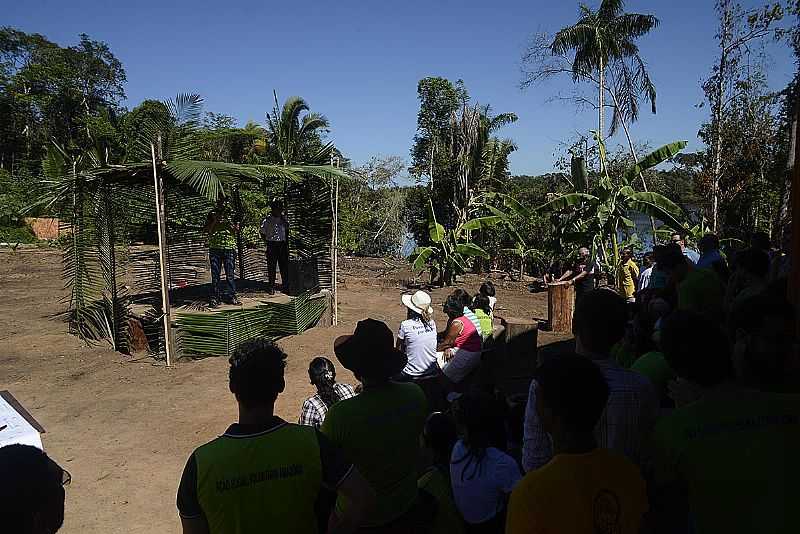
[330,156,339,326]
[151,142,174,366]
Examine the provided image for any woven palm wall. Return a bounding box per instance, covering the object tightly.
[285,175,333,291]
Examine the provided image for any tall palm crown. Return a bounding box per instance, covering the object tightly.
[266,92,332,165]
[551,0,658,136]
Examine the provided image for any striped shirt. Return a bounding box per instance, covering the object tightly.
[522,356,659,472]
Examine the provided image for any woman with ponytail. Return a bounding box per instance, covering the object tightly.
[298,356,357,428]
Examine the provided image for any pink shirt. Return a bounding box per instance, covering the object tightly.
[454,316,482,352]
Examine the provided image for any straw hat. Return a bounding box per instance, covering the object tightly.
[401,290,434,316]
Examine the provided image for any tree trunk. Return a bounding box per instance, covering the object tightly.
[598,58,606,140]
[547,282,574,333]
[711,4,731,233]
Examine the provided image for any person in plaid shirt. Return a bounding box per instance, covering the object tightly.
[299,357,357,429]
[522,289,659,472]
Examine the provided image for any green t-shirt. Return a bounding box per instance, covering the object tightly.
[474,309,492,341]
[630,351,674,402]
[208,213,237,250]
[652,390,800,534]
[418,466,464,534]
[677,268,724,320]
[321,382,427,527]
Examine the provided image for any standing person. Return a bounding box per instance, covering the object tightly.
[637,252,654,294]
[450,391,522,533]
[479,281,497,314]
[557,247,597,302]
[299,356,357,429]
[671,232,700,264]
[322,319,433,531]
[616,248,639,303]
[660,243,725,322]
[696,233,723,269]
[651,311,800,534]
[177,339,374,534]
[437,295,483,386]
[260,199,289,295]
[0,444,69,534]
[471,294,493,341]
[507,355,648,534]
[397,290,438,380]
[522,289,659,472]
[205,196,241,308]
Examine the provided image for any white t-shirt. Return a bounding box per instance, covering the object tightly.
[488,295,497,312]
[450,439,522,524]
[397,318,438,377]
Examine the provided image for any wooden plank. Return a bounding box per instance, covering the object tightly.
[152,143,175,367]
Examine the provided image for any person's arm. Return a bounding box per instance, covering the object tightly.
[177,455,209,534]
[555,269,574,282]
[396,324,406,352]
[567,269,588,286]
[328,468,376,534]
[521,380,554,472]
[436,320,462,352]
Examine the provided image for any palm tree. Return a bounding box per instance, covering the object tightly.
[266,91,333,165]
[551,0,658,138]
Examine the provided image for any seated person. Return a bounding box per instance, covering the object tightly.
[397,290,439,380]
[453,288,482,335]
[418,412,464,534]
[652,311,800,534]
[522,289,658,472]
[177,339,373,534]
[479,281,497,314]
[451,391,521,533]
[0,444,69,534]
[299,356,357,429]
[471,294,493,342]
[437,295,483,385]
[507,354,648,534]
[322,319,433,531]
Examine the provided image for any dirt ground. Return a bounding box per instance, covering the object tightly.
[0,249,567,534]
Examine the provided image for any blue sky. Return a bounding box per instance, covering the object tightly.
[6,0,795,176]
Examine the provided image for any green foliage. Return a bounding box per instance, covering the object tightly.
[408,198,506,285]
[0,225,37,244]
[537,134,689,275]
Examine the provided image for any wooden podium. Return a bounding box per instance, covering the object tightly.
[547,282,574,333]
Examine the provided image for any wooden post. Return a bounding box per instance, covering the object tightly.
[151,143,174,367]
[501,317,539,377]
[547,282,575,333]
[330,156,339,326]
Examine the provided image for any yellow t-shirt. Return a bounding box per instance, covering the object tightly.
[506,449,647,534]
[617,259,639,299]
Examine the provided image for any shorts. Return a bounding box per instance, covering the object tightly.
[437,348,481,384]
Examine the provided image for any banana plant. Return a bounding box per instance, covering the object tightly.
[409,199,503,286]
[537,134,688,276]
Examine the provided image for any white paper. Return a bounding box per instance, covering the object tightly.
[0,396,43,450]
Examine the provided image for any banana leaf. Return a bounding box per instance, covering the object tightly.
[455,243,489,258]
[623,141,688,181]
[536,193,598,213]
[410,246,435,272]
[461,216,504,231]
[427,201,445,243]
[619,187,687,232]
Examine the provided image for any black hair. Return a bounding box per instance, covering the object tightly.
[736,248,770,279]
[699,233,720,250]
[658,243,687,271]
[472,293,492,315]
[423,412,458,470]
[229,338,287,405]
[0,444,66,534]
[728,294,795,386]
[452,288,472,309]
[308,356,338,406]
[572,289,628,354]
[534,354,609,433]
[452,390,498,482]
[443,295,464,319]
[479,281,496,298]
[751,231,771,251]
[660,310,732,387]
